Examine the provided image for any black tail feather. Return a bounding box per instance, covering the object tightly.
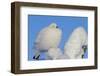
[33,55,40,60]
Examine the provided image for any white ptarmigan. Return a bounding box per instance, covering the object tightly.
[33,23,62,60]
[64,27,88,59]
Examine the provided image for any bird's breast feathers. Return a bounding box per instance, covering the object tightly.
[35,27,62,50]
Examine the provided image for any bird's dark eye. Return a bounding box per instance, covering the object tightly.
[82,45,87,52]
[56,26,59,28]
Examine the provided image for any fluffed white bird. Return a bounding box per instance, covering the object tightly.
[64,27,88,59]
[33,23,62,60]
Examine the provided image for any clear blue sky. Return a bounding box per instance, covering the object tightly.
[28,15,88,60]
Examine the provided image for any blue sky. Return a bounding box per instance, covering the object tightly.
[28,15,88,60]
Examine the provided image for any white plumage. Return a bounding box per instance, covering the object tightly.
[46,27,88,59]
[33,23,62,59]
[33,24,87,60]
[46,48,68,60]
[64,27,88,59]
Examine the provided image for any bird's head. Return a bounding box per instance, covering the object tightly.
[49,23,59,29]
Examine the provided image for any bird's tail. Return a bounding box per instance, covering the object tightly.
[33,50,40,60]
